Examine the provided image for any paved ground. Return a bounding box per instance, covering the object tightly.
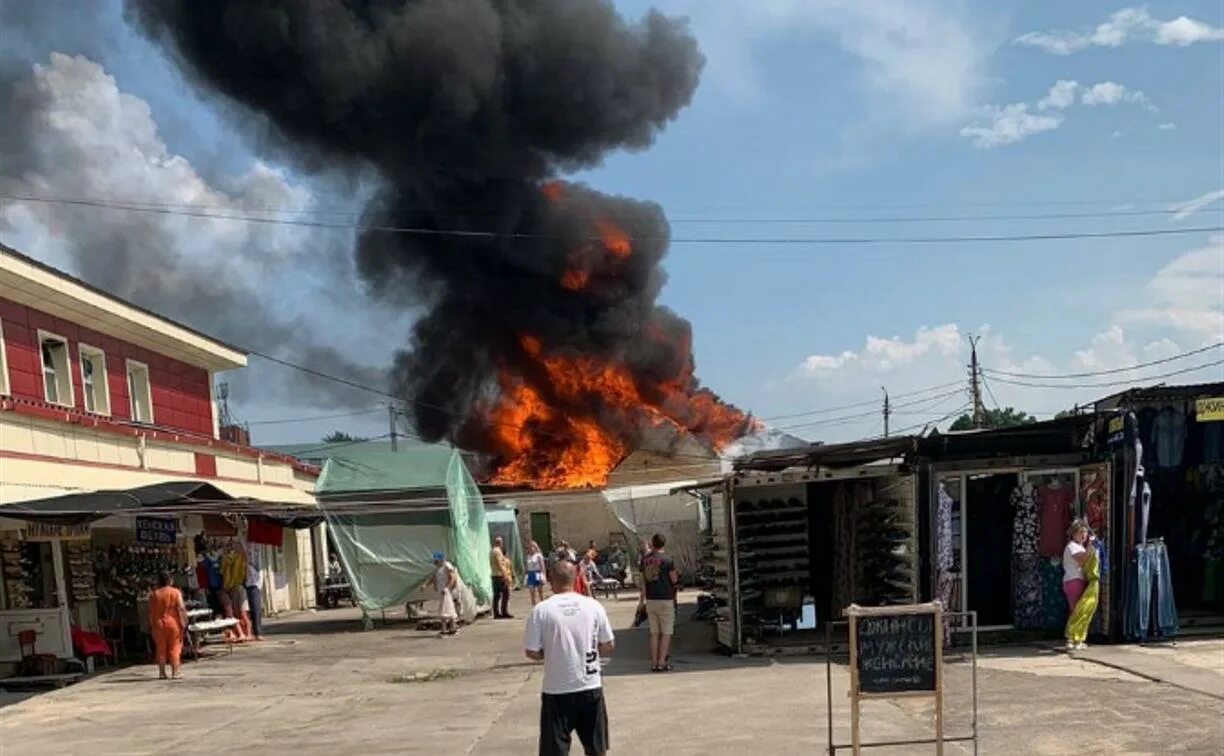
[1,592,1221,755]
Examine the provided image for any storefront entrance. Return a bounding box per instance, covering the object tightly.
[964,473,1018,628]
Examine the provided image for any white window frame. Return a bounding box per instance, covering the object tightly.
[126,358,154,424]
[37,330,75,408]
[0,319,9,396]
[77,343,111,416]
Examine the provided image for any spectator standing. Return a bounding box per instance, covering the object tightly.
[639,533,678,672]
[524,561,615,756]
[490,536,514,619]
[243,541,265,641]
[525,541,547,606]
[433,552,459,636]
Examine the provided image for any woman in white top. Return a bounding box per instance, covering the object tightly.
[1062,520,1091,647]
[432,552,459,636]
[525,541,547,606]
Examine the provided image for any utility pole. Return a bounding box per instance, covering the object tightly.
[881,386,891,437]
[968,336,985,429]
[388,402,399,452]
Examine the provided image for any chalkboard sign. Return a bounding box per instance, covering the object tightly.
[854,612,937,694]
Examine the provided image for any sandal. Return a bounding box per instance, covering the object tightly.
[661,663,674,672]
[650,665,662,673]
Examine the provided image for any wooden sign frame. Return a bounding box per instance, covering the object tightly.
[845,602,944,756]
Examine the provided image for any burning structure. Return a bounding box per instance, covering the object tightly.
[129,0,755,488]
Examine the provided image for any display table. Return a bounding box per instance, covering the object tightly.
[185,618,239,660]
[186,608,213,622]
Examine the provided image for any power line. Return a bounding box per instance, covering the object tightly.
[246,407,384,426]
[759,381,965,422]
[3,193,1220,246]
[282,432,398,458]
[984,357,1224,390]
[4,190,1203,224]
[982,341,1224,379]
[770,388,966,432]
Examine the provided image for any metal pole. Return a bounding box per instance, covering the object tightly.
[971,610,979,756]
[388,403,399,452]
[827,621,835,756]
[881,387,891,437]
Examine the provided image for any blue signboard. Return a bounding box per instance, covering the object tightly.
[135,516,178,545]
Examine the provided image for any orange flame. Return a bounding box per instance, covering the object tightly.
[560,268,590,291]
[486,330,754,489]
[594,219,631,258]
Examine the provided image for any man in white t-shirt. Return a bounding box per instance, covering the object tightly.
[524,560,615,756]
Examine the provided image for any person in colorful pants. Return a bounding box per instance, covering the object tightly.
[1064,521,1100,651]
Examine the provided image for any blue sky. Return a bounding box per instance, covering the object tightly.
[2,0,1221,445]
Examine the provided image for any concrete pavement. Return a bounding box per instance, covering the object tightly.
[0,592,1221,755]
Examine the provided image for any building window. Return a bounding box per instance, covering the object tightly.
[0,319,9,396]
[38,331,73,407]
[78,344,110,415]
[126,359,153,423]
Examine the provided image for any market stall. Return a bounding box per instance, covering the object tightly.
[717,437,922,654]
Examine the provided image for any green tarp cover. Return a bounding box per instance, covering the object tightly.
[320,448,492,611]
[485,503,526,586]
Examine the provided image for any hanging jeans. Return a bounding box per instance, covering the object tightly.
[1124,541,1178,641]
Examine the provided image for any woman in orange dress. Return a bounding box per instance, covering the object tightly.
[148,572,188,680]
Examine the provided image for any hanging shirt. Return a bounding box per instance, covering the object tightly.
[936,485,954,572]
[1011,483,1039,561]
[221,551,246,590]
[203,556,223,590]
[1039,485,1075,558]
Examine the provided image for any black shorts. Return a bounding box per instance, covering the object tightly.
[539,688,608,756]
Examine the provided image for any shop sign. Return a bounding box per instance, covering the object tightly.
[1196,397,1224,423]
[23,522,91,541]
[135,516,178,545]
[840,602,956,754]
[1106,414,1127,446]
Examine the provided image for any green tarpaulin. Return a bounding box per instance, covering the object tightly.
[316,446,491,612]
[485,503,526,586]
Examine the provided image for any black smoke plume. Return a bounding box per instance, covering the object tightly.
[127,0,746,468]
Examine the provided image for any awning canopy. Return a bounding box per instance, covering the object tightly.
[0,481,319,527]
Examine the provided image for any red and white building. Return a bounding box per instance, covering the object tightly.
[0,243,319,665]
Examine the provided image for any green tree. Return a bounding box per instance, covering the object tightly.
[322,431,365,443]
[949,407,1037,432]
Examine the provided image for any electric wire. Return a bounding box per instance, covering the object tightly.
[983,357,1224,390]
[981,341,1224,379]
[4,190,1208,224]
[3,193,1220,246]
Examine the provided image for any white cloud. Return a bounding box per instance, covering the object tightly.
[963,78,1156,148]
[0,53,387,408]
[1080,81,1155,111]
[1171,189,1224,221]
[677,0,991,125]
[1157,122,1177,130]
[775,236,1224,442]
[1037,79,1080,110]
[1156,15,1224,46]
[798,324,963,377]
[1015,7,1224,54]
[961,104,1063,148]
